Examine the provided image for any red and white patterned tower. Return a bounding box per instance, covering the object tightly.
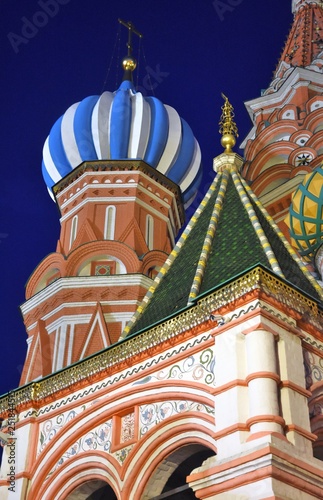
[242,0,323,235]
[19,160,185,384]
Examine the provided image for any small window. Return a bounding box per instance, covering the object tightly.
[69,215,78,249]
[145,214,154,250]
[104,206,116,240]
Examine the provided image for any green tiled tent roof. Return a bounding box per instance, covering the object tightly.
[125,155,323,337]
[200,177,321,298]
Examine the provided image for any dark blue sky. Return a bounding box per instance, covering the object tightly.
[0,0,292,396]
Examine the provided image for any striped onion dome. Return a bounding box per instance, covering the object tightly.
[42,79,202,208]
[286,165,323,261]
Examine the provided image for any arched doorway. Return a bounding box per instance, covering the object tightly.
[142,444,215,499]
[66,479,117,499]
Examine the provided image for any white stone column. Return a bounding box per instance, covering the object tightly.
[278,329,316,455]
[245,328,284,438]
[213,325,249,458]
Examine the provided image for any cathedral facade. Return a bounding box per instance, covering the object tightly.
[1,1,323,498]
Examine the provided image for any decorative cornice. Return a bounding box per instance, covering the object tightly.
[303,335,323,350]
[241,67,323,149]
[20,333,214,420]
[53,159,185,224]
[213,152,244,173]
[22,275,153,315]
[1,266,322,414]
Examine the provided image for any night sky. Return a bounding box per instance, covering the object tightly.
[0,0,292,397]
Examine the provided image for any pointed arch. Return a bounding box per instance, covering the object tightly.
[77,303,112,360]
[66,479,117,499]
[35,452,121,500]
[123,414,216,498]
[28,385,215,499]
[141,444,214,499]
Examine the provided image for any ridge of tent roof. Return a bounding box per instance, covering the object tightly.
[122,94,323,338]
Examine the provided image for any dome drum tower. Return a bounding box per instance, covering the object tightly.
[19,158,185,384]
[19,37,202,385]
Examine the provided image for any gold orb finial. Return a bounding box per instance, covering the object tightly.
[219,93,239,153]
[122,56,137,72]
[118,19,142,80]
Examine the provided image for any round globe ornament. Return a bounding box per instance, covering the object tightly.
[220,133,236,153]
[286,164,323,261]
[122,56,137,72]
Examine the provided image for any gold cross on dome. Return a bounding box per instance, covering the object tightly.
[118,19,143,57]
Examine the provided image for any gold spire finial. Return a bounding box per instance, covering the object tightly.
[219,93,239,153]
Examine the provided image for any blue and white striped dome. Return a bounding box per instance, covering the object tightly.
[42,80,202,208]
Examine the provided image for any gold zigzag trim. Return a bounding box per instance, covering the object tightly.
[121,174,222,337]
[188,169,229,302]
[232,170,284,278]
